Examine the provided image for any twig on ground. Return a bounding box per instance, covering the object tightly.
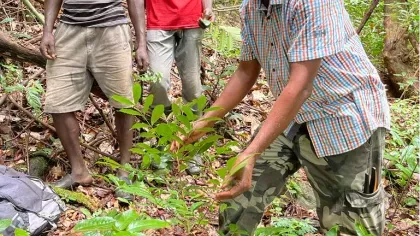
[356,0,380,34]
[7,95,117,160]
[89,94,117,138]
[5,119,35,143]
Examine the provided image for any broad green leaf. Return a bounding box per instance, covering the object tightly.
[115,210,140,231]
[203,106,223,112]
[74,217,116,232]
[0,219,12,232]
[131,123,149,130]
[177,115,191,130]
[197,142,213,154]
[195,127,214,133]
[196,96,207,111]
[112,95,133,106]
[133,83,142,103]
[182,105,196,121]
[151,105,164,125]
[326,225,339,236]
[219,203,228,213]
[120,108,142,116]
[80,208,92,218]
[404,197,417,207]
[354,221,374,236]
[141,155,151,169]
[14,228,29,236]
[143,95,154,113]
[216,167,228,179]
[191,202,205,212]
[198,117,222,122]
[127,219,170,232]
[171,103,181,116]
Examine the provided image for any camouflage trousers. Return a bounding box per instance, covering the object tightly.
[219,126,387,236]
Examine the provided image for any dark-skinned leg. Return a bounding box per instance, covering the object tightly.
[52,113,92,184]
[115,111,133,178]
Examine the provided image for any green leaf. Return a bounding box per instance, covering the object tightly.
[171,103,181,116]
[404,197,417,207]
[80,208,92,218]
[177,115,191,130]
[74,217,116,232]
[115,210,140,231]
[143,95,154,113]
[326,225,339,236]
[151,105,164,125]
[112,95,133,106]
[203,106,223,112]
[354,221,374,236]
[219,203,228,213]
[182,105,196,121]
[127,219,170,232]
[0,17,13,24]
[120,108,142,116]
[131,123,149,130]
[133,83,142,103]
[199,117,222,122]
[191,202,205,212]
[14,228,29,236]
[0,219,12,232]
[196,96,207,111]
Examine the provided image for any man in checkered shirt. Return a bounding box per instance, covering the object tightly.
[172,0,391,235]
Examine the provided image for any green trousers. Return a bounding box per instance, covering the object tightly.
[219,126,387,236]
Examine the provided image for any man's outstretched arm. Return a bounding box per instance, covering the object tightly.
[40,0,63,59]
[127,0,149,71]
[171,59,261,150]
[216,58,321,201]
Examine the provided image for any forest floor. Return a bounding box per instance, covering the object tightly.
[0,1,419,235]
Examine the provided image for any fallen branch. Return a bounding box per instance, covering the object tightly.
[21,0,45,24]
[356,0,380,35]
[0,31,46,67]
[89,94,117,138]
[7,95,117,160]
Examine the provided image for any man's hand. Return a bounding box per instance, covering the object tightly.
[135,45,149,72]
[40,32,56,60]
[203,8,215,22]
[170,120,209,152]
[215,152,256,201]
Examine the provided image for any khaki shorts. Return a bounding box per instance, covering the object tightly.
[44,23,133,113]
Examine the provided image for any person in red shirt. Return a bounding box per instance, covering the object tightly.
[145,0,214,175]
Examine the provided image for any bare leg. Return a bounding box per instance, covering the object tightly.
[52,113,92,184]
[115,111,133,177]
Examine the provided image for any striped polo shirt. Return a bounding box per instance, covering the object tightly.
[60,0,128,27]
[240,0,391,157]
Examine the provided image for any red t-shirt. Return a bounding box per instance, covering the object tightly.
[146,0,203,30]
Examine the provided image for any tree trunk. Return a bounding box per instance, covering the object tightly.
[383,0,419,98]
[0,31,46,67]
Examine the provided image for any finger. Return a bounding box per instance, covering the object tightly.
[141,58,149,71]
[48,43,56,59]
[215,184,245,201]
[41,46,53,60]
[136,55,143,68]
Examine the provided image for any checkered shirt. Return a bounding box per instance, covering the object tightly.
[240,0,391,157]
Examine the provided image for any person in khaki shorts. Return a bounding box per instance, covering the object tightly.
[40,0,149,200]
[145,0,215,175]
